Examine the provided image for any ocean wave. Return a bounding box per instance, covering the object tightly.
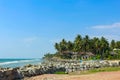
[0,59,40,65]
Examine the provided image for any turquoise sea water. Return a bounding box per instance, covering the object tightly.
[0,58,42,68]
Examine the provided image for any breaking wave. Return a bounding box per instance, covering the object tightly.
[0,59,42,68]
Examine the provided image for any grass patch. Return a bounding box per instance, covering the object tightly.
[69,67,120,75]
[54,71,66,74]
[89,67,120,73]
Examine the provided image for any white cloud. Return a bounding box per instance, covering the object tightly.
[90,22,120,41]
[92,22,120,29]
[103,35,120,41]
[91,35,120,41]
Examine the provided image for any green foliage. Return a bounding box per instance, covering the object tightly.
[70,67,120,75]
[73,35,82,52]
[95,55,101,59]
[85,67,120,74]
[43,53,55,59]
[110,40,116,50]
[54,71,66,74]
[53,34,120,60]
[115,41,120,48]
[67,41,74,51]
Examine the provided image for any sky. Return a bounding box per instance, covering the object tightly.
[0,0,120,58]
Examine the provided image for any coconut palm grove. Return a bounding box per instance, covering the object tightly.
[44,34,120,60]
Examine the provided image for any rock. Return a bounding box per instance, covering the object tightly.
[0,60,120,79]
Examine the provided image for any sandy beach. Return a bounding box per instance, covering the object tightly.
[25,71,120,80]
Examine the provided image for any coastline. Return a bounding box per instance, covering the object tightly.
[0,58,42,68]
[0,59,120,80]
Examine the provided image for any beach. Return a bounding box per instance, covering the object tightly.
[25,71,120,80]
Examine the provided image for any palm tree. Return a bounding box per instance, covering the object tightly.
[100,37,109,59]
[90,37,99,54]
[115,41,120,48]
[67,41,74,51]
[59,39,68,53]
[82,35,90,52]
[110,40,116,50]
[55,43,60,52]
[73,34,82,52]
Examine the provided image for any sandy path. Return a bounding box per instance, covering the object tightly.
[25,71,120,80]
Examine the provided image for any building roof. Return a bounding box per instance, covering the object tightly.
[62,51,94,56]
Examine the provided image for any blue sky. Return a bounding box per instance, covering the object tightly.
[0,0,120,58]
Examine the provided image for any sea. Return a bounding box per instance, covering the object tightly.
[0,58,42,68]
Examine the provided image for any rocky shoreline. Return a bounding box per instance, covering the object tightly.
[0,60,120,80]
